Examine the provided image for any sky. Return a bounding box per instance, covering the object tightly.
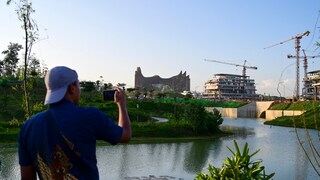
[1,0,320,96]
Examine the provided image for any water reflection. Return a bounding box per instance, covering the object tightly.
[183,140,222,173]
[0,146,19,180]
[96,140,226,179]
[220,125,255,140]
[0,118,319,179]
[220,118,320,180]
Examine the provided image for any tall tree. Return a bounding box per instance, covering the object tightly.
[104,82,113,90]
[0,61,3,76]
[7,0,39,119]
[117,83,126,90]
[1,43,23,77]
[80,81,96,92]
[28,55,41,77]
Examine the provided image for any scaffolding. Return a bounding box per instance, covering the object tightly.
[203,73,258,100]
[302,70,320,100]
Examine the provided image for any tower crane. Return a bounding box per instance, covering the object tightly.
[204,59,257,78]
[264,31,310,101]
[287,49,320,78]
[287,49,320,98]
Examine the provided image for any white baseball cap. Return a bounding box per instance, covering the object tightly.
[44,66,78,105]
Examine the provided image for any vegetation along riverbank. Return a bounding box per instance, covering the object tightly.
[0,99,227,144]
[0,77,233,144]
[265,101,320,129]
[1,76,319,144]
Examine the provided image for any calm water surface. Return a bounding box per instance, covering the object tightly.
[0,118,319,179]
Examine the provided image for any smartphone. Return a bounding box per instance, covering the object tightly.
[103,90,115,101]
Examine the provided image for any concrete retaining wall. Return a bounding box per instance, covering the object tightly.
[238,102,256,118]
[265,110,306,120]
[205,101,305,120]
[206,101,274,118]
[205,107,237,118]
[255,101,274,117]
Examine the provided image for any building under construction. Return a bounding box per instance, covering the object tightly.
[203,73,258,100]
[302,70,320,100]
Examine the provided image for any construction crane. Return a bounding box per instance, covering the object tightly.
[204,59,257,78]
[287,49,320,78]
[287,49,320,98]
[264,31,310,101]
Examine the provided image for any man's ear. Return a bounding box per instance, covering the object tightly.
[67,82,77,94]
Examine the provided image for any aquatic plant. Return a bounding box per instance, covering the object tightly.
[196,140,275,180]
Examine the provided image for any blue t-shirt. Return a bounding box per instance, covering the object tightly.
[18,99,123,179]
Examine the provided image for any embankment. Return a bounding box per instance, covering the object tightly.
[205,101,305,120]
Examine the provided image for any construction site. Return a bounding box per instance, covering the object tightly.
[203,60,258,100]
[203,31,320,101]
[132,31,319,101]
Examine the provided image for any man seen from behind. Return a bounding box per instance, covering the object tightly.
[18,66,131,179]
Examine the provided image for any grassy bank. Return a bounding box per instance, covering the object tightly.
[269,101,320,110]
[0,129,20,143]
[0,122,20,143]
[264,102,320,129]
[0,123,227,145]
[1,94,244,144]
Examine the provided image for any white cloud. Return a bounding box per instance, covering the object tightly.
[256,78,295,96]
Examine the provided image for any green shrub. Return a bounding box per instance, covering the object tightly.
[132,121,195,137]
[196,140,275,180]
[182,103,223,134]
[206,108,223,132]
[31,101,46,115]
[127,108,151,122]
[0,120,22,128]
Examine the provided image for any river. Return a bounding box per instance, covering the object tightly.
[0,118,319,179]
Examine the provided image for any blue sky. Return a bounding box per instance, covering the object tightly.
[1,0,320,96]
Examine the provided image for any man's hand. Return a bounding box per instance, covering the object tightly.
[114,88,126,106]
[114,88,131,143]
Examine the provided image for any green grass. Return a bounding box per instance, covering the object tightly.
[269,103,290,110]
[132,122,197,138]
[264,107,320,129]
[96,136,226,145]
[0,127,20,143]
[0,98,226,144]
[153,98,248,108]
[269,101,320,110]
[0,121,225,144]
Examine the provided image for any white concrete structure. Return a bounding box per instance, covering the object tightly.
[265,110,306,120]
[205,101,306,120]
[203,74,258,100]
[302,70,320,100]
[205,101,274,118]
